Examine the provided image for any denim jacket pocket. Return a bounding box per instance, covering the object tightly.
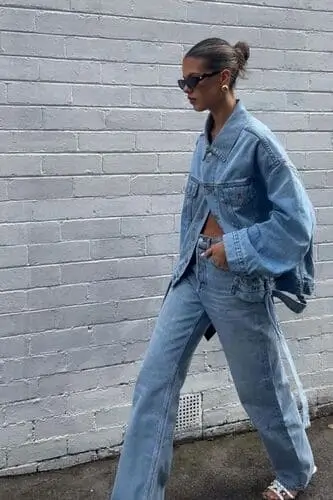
[217,179,258,228]
[183,177,199,222]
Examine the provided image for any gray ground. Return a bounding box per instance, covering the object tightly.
[0,416,332,500]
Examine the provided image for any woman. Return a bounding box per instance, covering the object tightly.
[110,38,317,500]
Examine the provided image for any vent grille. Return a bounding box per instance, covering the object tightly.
[175,393,202,437]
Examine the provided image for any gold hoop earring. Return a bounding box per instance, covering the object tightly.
[221,84,229,92]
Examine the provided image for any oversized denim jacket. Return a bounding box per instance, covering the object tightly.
[171,100,315,341]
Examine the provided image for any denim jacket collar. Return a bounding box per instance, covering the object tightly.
[204,100,249,162]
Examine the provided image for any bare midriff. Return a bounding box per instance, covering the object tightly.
[202,212,224,237]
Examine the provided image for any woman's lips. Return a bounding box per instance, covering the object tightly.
[188,97,196,104]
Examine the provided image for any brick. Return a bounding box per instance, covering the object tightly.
[1,32,66,57]
[315,280,333,299]
[146,233,179,255]
[68,386,132,414]
[318,244,333,261]
[309,73,333,92]
[7,438,68,467]
[254,112,309,132]
[36,452,97,472]
[260,28,307,51]
[183,370,231,394]
[92,196,150,217]
[300,171,328,189]
[0,131,77,153]
[286,132,332,151]
[132,0,187,20]
[131,87,186,109]
[72,85,130,107]
[28,222,61,244]
[308,113,333,131]
[0,309,57,337]
[0,180,7,200]
[0,463,38,477]
[43,108,105,130]
[67,344,124,371]
[117,255,173,279]
[42,154,102,176]
[122,340,149,363]
[0,335,27,359]
[203,388,239,410]
[0,380,36,405]
[37,370,99,397]
[0,106,43,130]
[30,265,61,288]
[35,413,93,440]
[61,218,120,241]
[77,132,135,153]
[260,71,309,92]
[3,353,67,382]
[151,194,183,215]
[121,215,174,236]
[27,284,88,310]
[0,155,41,177]
[95,405,131,428]
[28,241,90,265]
[287,92,333,112]
[103,153,158,174]
[54,302,118,330]
[116,297,162,322]
[30,327,90,355]
[307,152,333,170]
[130,174,186,195]
[3,0,70,7]
[136,131,196,152]
[162,110,206,131]
[0,7,36,31]
[316,208,333,225]
[73,175,130,197]
[71,0,132,15]
[0,245,28,268]
[0,290,26,314]
[0,200,28,222]
[92,319,152,345]
[39,59,101,83]
[0,56,39,81]
[102,63,158,85]
[0,83,6,104]
[61,259,118,284]
[158,152,192,173]
[1,422,33,448]
[88,276,169,303]
[90,237,145,260]
[8,82,71,105]
[67,426,123,454]
[105,109,161,131]
[0,267,29,291]
[8,178,73,201]
[36,10,100,36]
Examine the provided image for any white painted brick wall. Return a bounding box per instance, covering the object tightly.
[0,0,332,474]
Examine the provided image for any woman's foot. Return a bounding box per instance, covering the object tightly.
[262,480,297,499]
[262,466,317,500]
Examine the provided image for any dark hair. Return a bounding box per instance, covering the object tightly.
[185,38,250,88]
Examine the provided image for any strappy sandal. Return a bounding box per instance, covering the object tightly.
[262,480,298,499]
[262,466,318,500]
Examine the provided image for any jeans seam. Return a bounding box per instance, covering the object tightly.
[144,310,207,500]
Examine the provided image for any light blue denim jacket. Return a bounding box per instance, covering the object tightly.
[172,100,315,317]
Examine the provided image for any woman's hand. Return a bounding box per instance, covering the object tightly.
[201,242,229,270]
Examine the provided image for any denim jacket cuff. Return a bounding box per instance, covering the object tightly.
[223,230,246,274]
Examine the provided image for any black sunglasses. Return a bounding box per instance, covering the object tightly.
[177,70,221,91]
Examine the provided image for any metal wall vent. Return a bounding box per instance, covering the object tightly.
[175,393,202,438]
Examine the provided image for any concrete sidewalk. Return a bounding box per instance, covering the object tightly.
[0,417,332,500]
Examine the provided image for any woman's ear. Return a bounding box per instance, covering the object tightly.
[219,69,231,87]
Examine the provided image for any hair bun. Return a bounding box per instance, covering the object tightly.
[234,41,250,71]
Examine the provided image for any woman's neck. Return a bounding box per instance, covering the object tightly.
[210,94,237,139]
